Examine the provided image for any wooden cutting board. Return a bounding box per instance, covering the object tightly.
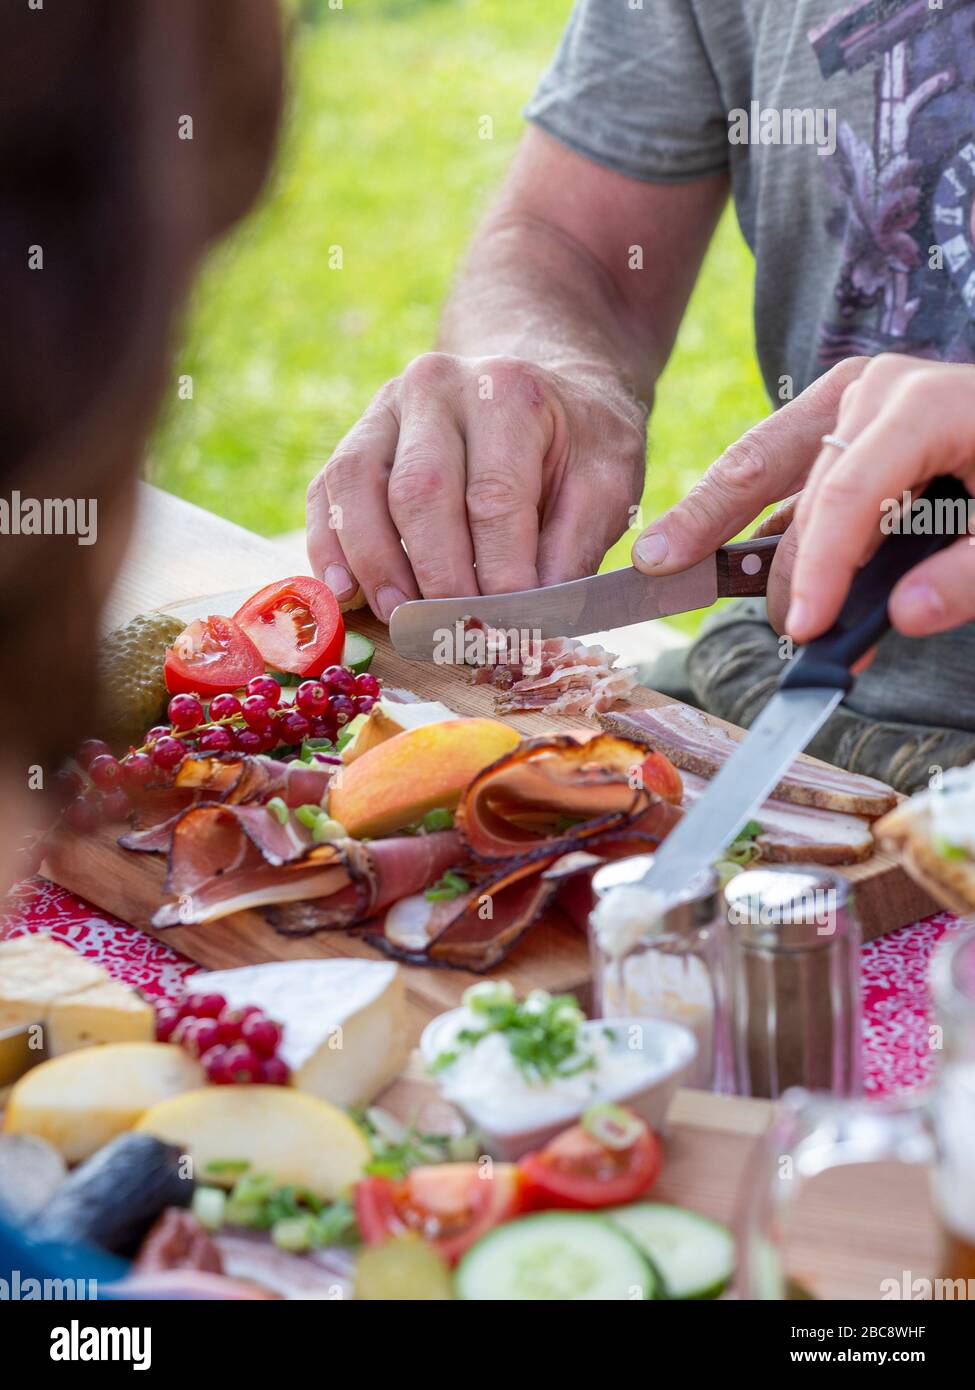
[378,1067,939,1302]
[43,586,937,1043]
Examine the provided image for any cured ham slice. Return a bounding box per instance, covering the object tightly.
[374,850,574,971]
[457,732,670,859]
[120,755,336,855]
[468,626,638,720]
[151,799,462,929]
[599,703,896,817]
[268,832,469,936]
[373,825,677,971]
[679,772,874,865]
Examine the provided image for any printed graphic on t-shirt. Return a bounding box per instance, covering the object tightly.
[810,0,975,366]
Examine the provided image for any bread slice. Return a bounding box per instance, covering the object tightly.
[876,795,975,915]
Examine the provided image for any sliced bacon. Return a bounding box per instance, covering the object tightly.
[599,703,897,817]
[457,732,657,859]
[680,771,874,864]
[468,626,638,720]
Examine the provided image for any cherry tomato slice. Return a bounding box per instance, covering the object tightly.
[233,576,345,678]
[355,1162,522,1265]
[163,615,265,697]
[518,1113,662,1211]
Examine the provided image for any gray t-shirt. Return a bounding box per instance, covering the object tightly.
[525,0,975,732]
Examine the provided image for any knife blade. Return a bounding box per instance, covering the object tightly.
[636,474,973,901]
[389,537,780,661]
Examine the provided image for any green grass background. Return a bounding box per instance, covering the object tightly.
[149,0,769,632]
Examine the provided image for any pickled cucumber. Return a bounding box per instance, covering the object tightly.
[97,612,185,751]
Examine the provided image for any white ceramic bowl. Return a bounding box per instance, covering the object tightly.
[419,1010,698,1161]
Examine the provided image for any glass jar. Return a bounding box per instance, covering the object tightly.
[588,853,734,1093]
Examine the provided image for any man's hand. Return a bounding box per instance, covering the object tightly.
[631,358,868,632]
[305,127,729,620]
[306,353,647,620]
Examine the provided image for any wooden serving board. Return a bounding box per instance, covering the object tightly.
[31,492,941,1300]
[44,585,937,1045]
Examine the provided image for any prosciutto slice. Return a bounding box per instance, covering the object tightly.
[373,849,573,970]
[373,822,678,971]
[457,732,667,859]
[599,703,897,817]
[469,626,638,720]
[151,798,463,929]
[268,832,468,936]
[679,772,874,864]
[120,755,336,855]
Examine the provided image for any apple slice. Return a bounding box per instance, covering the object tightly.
[135,1085,371,1199]
[3,1043,204,1164]
[329,717,520,838]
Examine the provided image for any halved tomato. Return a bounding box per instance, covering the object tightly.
[355,1162,523,1265]
[164,615,265,696]
[233,576,344,678]
[518,1108,662,1211]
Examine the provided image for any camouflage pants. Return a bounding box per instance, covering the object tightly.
[646,599,975,795]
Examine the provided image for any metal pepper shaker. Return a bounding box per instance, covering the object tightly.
[724,865,862,1099]
[588,854,735,1093]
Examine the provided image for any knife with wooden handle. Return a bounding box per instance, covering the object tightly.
[388,536,781,661]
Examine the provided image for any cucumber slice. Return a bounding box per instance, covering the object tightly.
[456,1212,657,1301]
[342,631,375,674]
[607,1203,734,1299]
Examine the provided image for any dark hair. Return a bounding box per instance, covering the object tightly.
[0,0,283,783]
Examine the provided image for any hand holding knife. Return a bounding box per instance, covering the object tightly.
[637,474,973,900]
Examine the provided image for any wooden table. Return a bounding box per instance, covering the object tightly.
[77,484,939,1298]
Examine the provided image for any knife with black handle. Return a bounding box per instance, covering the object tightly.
[638,474,974,899]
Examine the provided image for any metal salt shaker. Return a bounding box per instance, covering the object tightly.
[588,854,735,1093]
[724,865,862,1099]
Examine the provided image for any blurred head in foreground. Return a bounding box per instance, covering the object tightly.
[0,0,283,884]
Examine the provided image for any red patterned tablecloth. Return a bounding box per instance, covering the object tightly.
[0,877,966,1099]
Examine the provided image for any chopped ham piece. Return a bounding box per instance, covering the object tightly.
[468,626,638,720]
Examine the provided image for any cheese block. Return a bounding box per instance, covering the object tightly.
[195,959,410,1107]
[45,981,155,1054]
[0,936,154,1054]
[4,1042,204,1163]
[341,698,457,763]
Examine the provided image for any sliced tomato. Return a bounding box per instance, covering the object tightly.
[232,576,345,678]
[355,1162,522,1265]
[163,615,265,696]
[518,1111,662,1211]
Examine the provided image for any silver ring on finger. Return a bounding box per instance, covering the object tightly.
[820,433,852,451]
